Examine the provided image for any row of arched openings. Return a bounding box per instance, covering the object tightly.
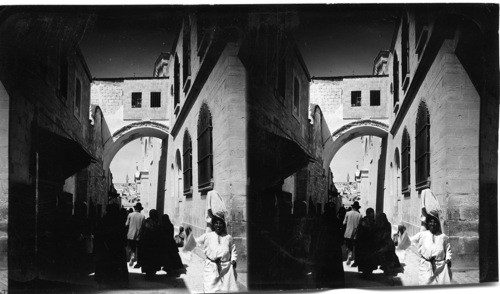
[401,101,430,195]
[182,103,213,195]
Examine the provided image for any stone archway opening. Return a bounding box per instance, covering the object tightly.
[103,121,170,215]
[103,121,170,170]
[323,119,389,169]
[324,119,389,212]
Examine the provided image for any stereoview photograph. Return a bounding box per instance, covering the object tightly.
[0,3,498,293]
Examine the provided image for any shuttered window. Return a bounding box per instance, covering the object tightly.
[183,130,193,196]
[197,104,213,191]
[415,101,430,190]
[402,128,411,195]
[150,92,161,108]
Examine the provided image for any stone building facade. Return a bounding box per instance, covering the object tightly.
[90,77,170,215]
[359,6,498,280]
[0,11,114,284]
[154,10,341,290]
[162,13,248,275]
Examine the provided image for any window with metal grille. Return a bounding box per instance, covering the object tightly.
[132,92,142,108]
[197,104,213,191]
[351,91,361,107]
[370,90,381,106]
[75,78,81,116]
[150,92,161,108]
[401,128,411,195]
[183,130,193,196]
[293,77,300,115]
[415,101,430,190]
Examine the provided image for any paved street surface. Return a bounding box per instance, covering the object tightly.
[343,246,480,289]
[8,249,247,294]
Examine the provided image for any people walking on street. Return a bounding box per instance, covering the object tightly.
[94,203,129,289]
[374,213,403,279]
[343,201,361,266]
[125,202,145,268]
[410,214,453,285]
[139,209,163,279]
[355,207,377,277]
[159,214,185,276]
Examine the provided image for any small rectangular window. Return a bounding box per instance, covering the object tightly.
[150,92,161,108]
[370,90,381,106]
[351,91,361,107]
[132,92,142,108]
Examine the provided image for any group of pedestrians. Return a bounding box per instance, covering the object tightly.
[341,188,453,286]
[94,202,185,289]
[342,202,403,280]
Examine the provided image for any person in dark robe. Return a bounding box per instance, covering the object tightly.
[375,213,404,280]
[139,209,162,279]
[337,206,347,236]
[94,203,129,289]
[311,202,345,289]
[355,207,378,277]
[159,214,185,276]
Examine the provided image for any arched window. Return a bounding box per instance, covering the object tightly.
[183,130,193,196]
[401,128,411,195]
[415,101,430,190]
[197,103,213,191]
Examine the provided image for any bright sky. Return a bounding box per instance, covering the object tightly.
[80,5,396,183]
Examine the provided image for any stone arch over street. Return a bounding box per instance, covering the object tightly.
[103,121,170,170]
[323,119,389,169]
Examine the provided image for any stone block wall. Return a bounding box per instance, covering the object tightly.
[359,136,383,213]
[341,76,390,121]
[387,38,480,271]
[310,79,344,134]
[0,82,8,222]
[91,78,170,134]
[165,43,247,268]
[0,82,8,272]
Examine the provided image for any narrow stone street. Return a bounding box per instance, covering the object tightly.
[8,248,249,294]
[343,246,480,289]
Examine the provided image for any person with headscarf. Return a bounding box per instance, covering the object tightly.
[410,209,452,284]
[205,190,228,232]
[159,214,185,276]
[311,202,345,289]
[194,215,238,292]
[374,213,403,279]
[138,209,163,279]
[355,207,378,277]
[183,190,237,292]
[94,203,129,289]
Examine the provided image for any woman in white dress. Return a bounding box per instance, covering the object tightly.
[195,216,238,293]
[410,214,452,285]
